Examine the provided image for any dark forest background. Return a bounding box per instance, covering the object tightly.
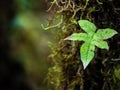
[0,0,53,90]
[1,0,120,90]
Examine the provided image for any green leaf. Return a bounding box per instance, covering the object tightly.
[64,33,88,41]
[92,40,109,50]
[78,20,96,34]
[64,20,118,69]
[80,42,95,69]
[95,28,118,40]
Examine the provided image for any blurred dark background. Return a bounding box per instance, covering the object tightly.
[0,0,54,90]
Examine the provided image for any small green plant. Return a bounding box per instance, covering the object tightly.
[65,20,117,69]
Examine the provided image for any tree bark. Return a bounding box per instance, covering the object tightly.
[48,0,120,90]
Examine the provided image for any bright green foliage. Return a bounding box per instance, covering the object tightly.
[78,20,96,34]
[65,20,117,69]
[64,33,88,41]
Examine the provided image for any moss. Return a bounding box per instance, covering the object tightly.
[47,0,120,90]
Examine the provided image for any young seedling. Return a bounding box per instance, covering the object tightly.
[65,20,117,69]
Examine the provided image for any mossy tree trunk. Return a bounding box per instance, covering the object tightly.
[48,0,120,90]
